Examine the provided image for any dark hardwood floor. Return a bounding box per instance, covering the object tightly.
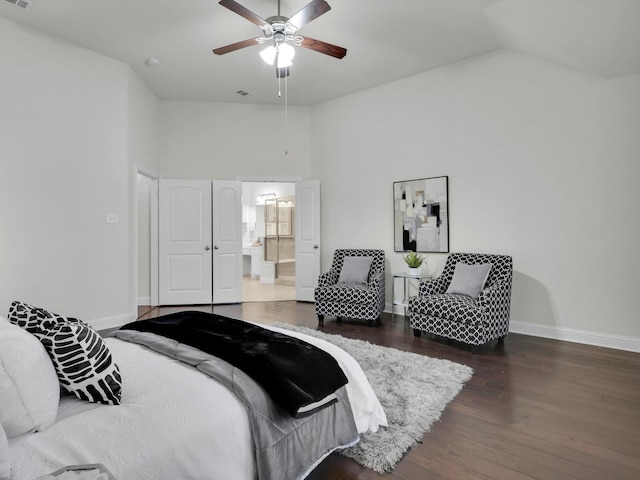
[137,303,640,480]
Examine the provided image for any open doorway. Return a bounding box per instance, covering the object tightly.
[137,173,152,306]
[242,182,296,302]
[136,169,159,310]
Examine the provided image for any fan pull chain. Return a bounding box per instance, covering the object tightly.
[284,72,288,155]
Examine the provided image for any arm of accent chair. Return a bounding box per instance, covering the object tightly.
[478,283,509,307]
[368,268,386,316]
[317,269,339,287]
[477,283,511,316]
[367,268,385,294]
[418,276,448,296]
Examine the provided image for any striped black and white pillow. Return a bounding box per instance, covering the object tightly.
[35,317,122,405]
[7,300,43,333]
[8,301,122,405]
[8,300,71,333]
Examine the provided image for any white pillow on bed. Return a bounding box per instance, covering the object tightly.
[0,316,60,439]
[0,421,9,480]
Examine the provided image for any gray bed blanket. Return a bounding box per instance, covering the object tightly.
[110,329,359,480]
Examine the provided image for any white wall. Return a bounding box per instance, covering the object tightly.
[311,51,640,348]
[0,17,159,327]
[128,70,160,176]
[159,101,312,179]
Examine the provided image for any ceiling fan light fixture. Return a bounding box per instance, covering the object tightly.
[276,56,293,68]
[260,45,277,65]
[260,42,295,68]
[276,42,295,68]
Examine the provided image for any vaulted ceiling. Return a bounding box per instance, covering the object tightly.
[2,0,639,105]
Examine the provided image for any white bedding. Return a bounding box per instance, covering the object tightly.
[265,325,387,434]
[8,327,386,480]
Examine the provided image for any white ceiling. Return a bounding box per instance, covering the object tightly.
[2,0,639,106]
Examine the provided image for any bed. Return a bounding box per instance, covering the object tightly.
[1,308,387,480]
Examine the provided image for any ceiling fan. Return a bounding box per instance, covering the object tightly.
[213,0,347,78]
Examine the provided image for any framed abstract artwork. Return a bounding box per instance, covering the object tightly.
[393,176,449,253]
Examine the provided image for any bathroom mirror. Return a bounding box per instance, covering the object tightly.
[393,176,449,253]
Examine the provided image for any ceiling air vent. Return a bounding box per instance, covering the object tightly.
[4,0,31,9]
[236,90,251,97]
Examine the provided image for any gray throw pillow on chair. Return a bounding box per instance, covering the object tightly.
[338,256,373,285]
[446,263,492,298]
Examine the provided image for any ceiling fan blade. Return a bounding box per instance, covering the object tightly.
[300,36,347,59]
[287,0,331,30]
[213,37,259,55]
[218,0,269,27]
[276,66,290,78]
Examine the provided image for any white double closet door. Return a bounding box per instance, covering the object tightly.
[158,179,321,305]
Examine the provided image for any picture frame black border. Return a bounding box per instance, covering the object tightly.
[393,175,449,253]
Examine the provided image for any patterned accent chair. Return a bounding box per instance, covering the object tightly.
[315,249,386,324]
[409,253,513,352]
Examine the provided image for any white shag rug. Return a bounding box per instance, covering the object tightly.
[277,325,474,473]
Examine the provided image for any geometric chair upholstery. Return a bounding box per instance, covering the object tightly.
[409,253,513,351]
[315,249,386,324]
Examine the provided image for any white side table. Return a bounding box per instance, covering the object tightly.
[392,273,432,322]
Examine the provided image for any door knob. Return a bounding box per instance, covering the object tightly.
[214,245,219,250]
[205,246,211,251]
[313,244,319,249]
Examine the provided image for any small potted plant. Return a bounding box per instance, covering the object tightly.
[403,251,426,276]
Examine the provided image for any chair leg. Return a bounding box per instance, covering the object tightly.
[317,315,324,325]
[498,335,505,343]
[336,316,342,323]
[413,329,421,338]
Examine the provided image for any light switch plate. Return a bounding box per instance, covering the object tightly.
[106,213,119,224]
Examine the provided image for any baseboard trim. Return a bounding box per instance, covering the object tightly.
[88,308,137,331]
[384,303,639,353]
[509,321,640,353]
[138,297,151,306]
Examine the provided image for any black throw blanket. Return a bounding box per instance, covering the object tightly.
[119,311,349,417]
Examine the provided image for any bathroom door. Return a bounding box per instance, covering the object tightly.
[295,180,321,301]
[158,179,213,305]
[211,180,242,304]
